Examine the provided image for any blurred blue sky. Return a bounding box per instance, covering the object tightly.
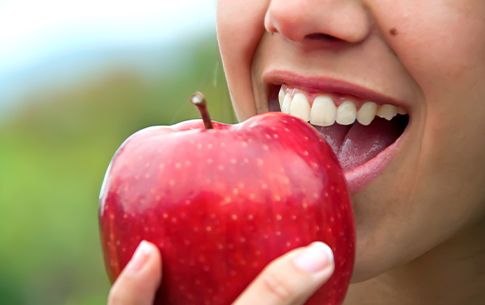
[0,0,216,109]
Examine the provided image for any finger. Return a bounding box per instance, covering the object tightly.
[108,241,162,305]
[233,242,334,305]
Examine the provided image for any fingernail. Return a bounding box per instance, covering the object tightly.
[126,241,153,272]
[293,242,334,273]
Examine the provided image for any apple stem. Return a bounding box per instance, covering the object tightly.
[191,92,214,130]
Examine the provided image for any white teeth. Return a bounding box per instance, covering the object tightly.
[397,106,407,115]
[278,86,286,108]
[277,86,407,126]
[281,92,292,114]
[289,93,310,121]
[310,95,336,127]
[376,104,398,121]
[357,101,378,126]
[336,100,357,125]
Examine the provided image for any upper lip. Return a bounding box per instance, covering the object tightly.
[263,70,409,109]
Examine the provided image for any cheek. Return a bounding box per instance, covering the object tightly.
[216,0,268,120]
[370,0,485,92]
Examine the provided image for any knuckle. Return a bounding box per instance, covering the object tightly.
[260,269,297,302]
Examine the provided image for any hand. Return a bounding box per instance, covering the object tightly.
[107,241,334,305]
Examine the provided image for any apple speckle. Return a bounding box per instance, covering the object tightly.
[168,180,175,186]
[247,214,254,220]
[207,158,213,164]
[276,214,283,221]
[231,214,238,220]
[175,163,182,169]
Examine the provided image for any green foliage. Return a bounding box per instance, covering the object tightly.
[0,33,233,305]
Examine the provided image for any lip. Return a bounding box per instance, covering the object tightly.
[263,70,409,109]
[262,69,411,194]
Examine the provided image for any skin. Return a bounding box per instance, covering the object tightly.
[108,1,485,304]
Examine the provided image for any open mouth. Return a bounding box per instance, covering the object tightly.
[268,84,410,191]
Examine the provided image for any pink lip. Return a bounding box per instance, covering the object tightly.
[263,70,408,108]
[263,70,411,194]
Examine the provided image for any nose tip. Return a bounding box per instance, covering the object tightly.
[264,0,370,45]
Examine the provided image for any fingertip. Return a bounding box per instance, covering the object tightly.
[125,241,156,273]
[292,242,334,274]
[108,241,162,305]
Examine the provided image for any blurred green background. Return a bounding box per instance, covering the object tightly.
[0,2,234,304]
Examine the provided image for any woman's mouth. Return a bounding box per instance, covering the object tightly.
[266,81,410,193]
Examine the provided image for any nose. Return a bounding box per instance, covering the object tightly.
[264,0,370,45]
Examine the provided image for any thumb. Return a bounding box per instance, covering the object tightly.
[233,242,334,305]
[108,241,162,305]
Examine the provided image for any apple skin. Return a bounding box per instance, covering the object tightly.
[99,112,355,305]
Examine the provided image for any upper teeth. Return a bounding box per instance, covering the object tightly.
[278,87,407,126]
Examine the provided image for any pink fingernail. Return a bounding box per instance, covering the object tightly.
[293,242,334,273]
[126,241,152,272]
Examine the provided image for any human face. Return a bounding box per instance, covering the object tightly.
[216,0,485,281]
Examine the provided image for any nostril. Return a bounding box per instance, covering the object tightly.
[305,33,342,42]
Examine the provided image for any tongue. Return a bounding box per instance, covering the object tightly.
[314,117,405,172]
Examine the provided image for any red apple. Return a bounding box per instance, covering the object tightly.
[99,93,355,305]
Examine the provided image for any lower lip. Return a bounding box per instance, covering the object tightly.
[340,125,409,194]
